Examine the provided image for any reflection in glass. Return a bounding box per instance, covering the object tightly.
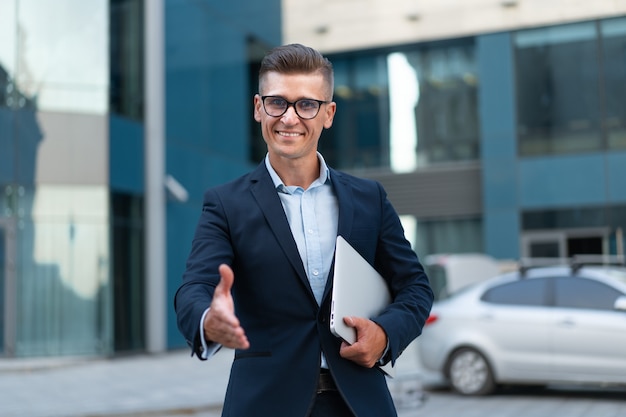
[407,45,479,166]
[14,0,108,114]
[388,53,418,172]
[515,22,602,156]
[112,192,145,353]
[601,18,626,150]
[323,40,479,171]
[413,217,483,259]
[0,0,17,100]
[17,185,111,356]
[110,0,144,120]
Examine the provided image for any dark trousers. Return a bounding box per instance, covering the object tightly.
[309,391,354,417]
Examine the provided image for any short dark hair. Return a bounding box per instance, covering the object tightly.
[259,43,334,99]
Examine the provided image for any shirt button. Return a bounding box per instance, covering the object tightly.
[313,269,319,276]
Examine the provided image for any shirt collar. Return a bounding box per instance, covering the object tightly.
[265,153,331,194]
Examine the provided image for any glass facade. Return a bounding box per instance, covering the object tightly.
[110,0,144,121]
[320,41,481,257]
[0,0,112,357]
[323,40,480,172]
[109,0,145,353]
[413,217,484,258]
[111,192,144,352]
[0,226,5,353]
[601,17,626,150]
[515,18,626,156]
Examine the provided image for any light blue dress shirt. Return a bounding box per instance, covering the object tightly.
[265,153,339,305]
[200,153,338,358]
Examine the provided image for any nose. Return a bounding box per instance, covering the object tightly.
[281,104,300,124]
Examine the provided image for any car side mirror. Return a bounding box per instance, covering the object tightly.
[614,295,626,311]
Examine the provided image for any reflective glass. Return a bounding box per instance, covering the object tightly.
[515,22,602,156]
[482,279,548,306]
[555,277,621,310]
[412,217,483,259]
[16,185,111,356]
[326,54,389,170]
[14,0,109,114]
[0,1,17,110]
[111,192,145,352]
[0,226,5,354]
[601,18,626,150]
[323,40,479,171]
[110,0,144,120]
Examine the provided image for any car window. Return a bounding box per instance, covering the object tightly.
[555,277,623,310]
[481,278,548,306]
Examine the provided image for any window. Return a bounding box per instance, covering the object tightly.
[413,217,483,258]
[481,278,548,306]
[110,0,144,120]
[555,277,622,310]
[515,22,601,156]
[601,18,626,150]
[323,39,479,171]
[111,192,145,352]
[515,18,626,156]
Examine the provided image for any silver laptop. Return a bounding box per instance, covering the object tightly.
[330,236,394,376]
[330,235,392,344]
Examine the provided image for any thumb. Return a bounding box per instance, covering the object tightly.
[343,316,357,328]
[216,264,235,297]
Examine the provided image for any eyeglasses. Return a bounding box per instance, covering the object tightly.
[261,96,328,120]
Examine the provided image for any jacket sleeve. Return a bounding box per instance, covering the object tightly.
[174,187,234,358]
[370,182,434,365]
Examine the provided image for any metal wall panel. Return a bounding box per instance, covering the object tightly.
[364,163,483,219]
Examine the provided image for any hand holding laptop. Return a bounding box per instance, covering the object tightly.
[330,236,395,377]
[338,316,388,366]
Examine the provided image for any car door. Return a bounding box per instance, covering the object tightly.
[550,276,626,382]
[479,278,553,379]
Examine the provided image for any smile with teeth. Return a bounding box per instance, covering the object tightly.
[278,131,301,137]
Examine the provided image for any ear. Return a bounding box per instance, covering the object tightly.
[323,101,336,129]
[253,94,263,122]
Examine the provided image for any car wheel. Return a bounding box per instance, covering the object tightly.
[447,347,495,395]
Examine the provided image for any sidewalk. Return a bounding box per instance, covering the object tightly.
[0,348,234,417]
[0,342,431,417]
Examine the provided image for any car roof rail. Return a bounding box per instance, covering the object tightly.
[570,254,626,273]
[518,257,570,276]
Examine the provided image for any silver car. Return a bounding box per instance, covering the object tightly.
[418,262,626,395]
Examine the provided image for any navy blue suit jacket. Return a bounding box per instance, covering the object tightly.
[175,162,433,417]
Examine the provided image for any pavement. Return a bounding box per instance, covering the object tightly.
[0,348,233,417]
[0,342,431,417]
[2,343,625,417]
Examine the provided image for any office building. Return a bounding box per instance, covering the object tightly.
[1,0,624,357]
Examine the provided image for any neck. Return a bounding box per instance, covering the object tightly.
[270,154,320,189]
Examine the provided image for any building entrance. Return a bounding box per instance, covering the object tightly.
[521,228,607,259]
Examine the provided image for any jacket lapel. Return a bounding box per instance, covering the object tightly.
[248,164,312,297]
[322,169,355,303]
[331,169,354,239]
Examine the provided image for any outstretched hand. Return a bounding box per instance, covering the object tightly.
[339,316,387,368]
[202,264,250,350]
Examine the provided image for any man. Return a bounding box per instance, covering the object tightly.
[174,43,433,417]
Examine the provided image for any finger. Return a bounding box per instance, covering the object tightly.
[344,316,365,330]
[216,264,234,297]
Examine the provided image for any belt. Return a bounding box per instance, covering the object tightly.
[317,369,338,394]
